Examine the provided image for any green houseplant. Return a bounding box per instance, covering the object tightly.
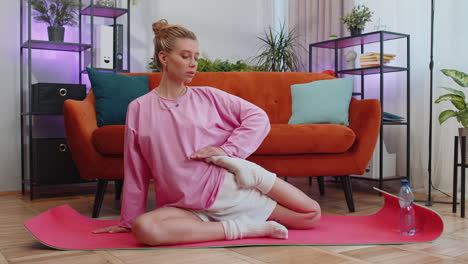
[196,57,259,72]
[30,0,82,42]
[341,4,373,36]
[435,69,468,127]
[253,23,301,72]
[148,56,259,73]
[436,69,468,157]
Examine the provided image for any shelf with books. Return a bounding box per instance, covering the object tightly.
[308,30,410,190]
[359,52,396,67]
[309,31,407,49]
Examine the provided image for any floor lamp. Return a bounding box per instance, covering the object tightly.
[425,0,453,206]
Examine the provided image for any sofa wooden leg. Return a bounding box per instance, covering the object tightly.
[92,179,108,218]
[115,179,123,200]
[341,175,355,212]
[318,177,325,196]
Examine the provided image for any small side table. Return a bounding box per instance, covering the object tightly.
[453,136,466,217]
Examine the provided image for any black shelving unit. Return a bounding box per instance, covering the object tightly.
[309,31,410,190]
[19,0,130,199]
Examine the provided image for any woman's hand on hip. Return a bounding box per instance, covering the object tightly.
[189,146,227,162]
[92,225,130,234]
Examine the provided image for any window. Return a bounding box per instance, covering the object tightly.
[273,0,286,32]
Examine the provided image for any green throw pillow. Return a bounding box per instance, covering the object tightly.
[288,77,354,126]
[87,68,148,127]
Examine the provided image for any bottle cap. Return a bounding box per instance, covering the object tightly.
[401,179,409,185]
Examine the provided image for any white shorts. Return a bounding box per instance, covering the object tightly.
[192,172,277,222]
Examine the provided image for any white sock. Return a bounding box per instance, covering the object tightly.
[208,156,276,194]
[221,219,288,240]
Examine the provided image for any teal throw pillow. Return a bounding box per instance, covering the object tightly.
[87,68,148,127]
[288,77,354,126]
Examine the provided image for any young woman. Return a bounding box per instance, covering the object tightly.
[93,19,321,246]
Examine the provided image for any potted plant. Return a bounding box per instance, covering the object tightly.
[253,23,302,72]
[435,69,468,153]
[341,4,373,36]
[30,0,82,42]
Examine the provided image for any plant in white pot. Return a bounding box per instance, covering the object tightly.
[435,69,468,153]
[30,0,82,42]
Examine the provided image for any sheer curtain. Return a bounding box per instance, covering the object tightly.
[288,0,354,72]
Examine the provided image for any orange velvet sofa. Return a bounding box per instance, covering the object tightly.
[64,72,381,217]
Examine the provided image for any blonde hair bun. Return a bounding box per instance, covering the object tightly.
[152,19,169,38]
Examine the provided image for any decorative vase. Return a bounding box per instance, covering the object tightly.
[345,50,357,69]
[458,127,468,161]
[349,28,362,36]
[47,26,65,42]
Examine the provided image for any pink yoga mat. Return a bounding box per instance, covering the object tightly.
[24,189,443,250]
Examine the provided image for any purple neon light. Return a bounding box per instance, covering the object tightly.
[22,41,91,52]
[80,5,127,18]
[339,66,407,75]
[311,32,407,49]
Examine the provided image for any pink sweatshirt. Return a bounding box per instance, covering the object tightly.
[119,86,270,228]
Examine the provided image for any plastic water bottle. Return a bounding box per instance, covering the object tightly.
[399,179,416,236]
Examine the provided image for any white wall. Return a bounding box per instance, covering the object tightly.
[361,0,468,193]
[0,1,273,191]
[130,0,273,72]
[0,1,21,191]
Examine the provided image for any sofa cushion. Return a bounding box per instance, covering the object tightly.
[88,68,148,127]
[256,124,356,154]
[288,77,354,126]
[92,123,356,156]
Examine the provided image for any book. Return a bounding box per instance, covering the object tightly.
[360,60,391,64]
[360,53,396,64]
[360,55,395,60]
[360,64,381,67]
[359,53,395,67]
[383,112,405,122]
[360,58,391,62]
[361,53,396,58]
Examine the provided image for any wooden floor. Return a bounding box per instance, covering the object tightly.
[1,177,467,264]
